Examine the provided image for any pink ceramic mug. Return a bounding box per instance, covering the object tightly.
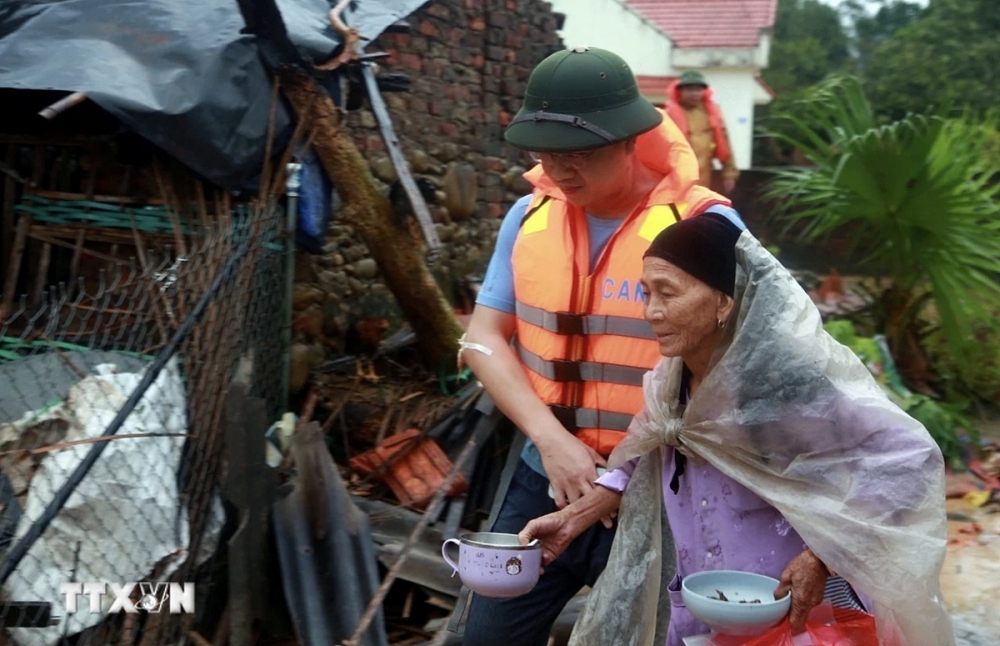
[441,532,542,598]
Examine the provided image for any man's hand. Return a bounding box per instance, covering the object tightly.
[518,509,579,568]
[774,549,829,634]
[723,177,736,195]
[461,307,606,510]
[536,433,607,508]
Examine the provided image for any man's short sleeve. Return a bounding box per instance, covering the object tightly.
[703,204,747,231]
[475,195,532,314]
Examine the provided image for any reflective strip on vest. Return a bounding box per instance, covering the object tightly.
[515,301,656,340]
[515,341,647,387]
[549,405,633,433]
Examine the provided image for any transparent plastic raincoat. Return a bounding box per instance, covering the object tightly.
[569,233,955,646]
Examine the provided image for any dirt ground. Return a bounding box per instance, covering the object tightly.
[942,496,1000,645]
[941,411,1000,646]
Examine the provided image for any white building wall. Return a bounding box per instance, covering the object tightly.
[671,48,758,69]
[547,0,673,77]
[687,68,759,171]
[543,1,771,169]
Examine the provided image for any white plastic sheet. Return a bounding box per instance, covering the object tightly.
[2,360,191,646]
[573,233,955,646]
[569,449,672,646]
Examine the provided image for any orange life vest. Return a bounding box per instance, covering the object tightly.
[665,80,733,164]
[511,113,731,457]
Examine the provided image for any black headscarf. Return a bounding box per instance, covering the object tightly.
[642,211,741,297]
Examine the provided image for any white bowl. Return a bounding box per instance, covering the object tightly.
[681,570,791,636]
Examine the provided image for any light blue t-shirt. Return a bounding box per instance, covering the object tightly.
[476,195,748,478]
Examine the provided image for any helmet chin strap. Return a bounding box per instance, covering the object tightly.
[508,110,617,143]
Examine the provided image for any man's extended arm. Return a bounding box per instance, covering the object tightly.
[461,306,607,508]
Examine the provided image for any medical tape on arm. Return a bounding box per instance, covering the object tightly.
[457,333,493,370]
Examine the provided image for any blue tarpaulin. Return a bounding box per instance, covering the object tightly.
[0,0,428,189]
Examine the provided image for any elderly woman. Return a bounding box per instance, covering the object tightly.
[519,214,955,646]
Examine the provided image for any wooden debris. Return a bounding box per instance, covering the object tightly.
[341,431,483,646]
[0,432,192,458]
[316,0,360,72]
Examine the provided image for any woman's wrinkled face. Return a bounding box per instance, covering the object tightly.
[641,257,732,359]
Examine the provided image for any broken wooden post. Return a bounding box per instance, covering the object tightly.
[1,214,31,316]
[1,144,16,285]
[223,383,276,646]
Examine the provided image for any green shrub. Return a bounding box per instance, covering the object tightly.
[825,319,976,467]
[898,394,976,470]
[926,318,1000,405]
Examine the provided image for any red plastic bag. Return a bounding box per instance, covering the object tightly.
[740,607,878,646]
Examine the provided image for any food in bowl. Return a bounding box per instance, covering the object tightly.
[681,570,792,636]
[712,589,761,603]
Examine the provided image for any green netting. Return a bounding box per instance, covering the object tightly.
[15,195,253,236]
[0,336,156,364]
[15,195,284,251]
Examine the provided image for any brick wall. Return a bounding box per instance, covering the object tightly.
[293,0,564,373]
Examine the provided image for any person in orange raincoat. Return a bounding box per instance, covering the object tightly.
[665,70,740,195]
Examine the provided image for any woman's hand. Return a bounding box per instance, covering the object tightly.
[518,485,623,567]
[518,510,580,567]
[774,549,829,633]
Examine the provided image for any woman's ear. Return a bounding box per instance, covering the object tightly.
[717,293,734,325]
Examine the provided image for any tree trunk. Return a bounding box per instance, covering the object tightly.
[279,70,465,370]
[882,285,934,394]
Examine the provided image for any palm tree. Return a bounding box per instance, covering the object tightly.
[766,75,1000,392]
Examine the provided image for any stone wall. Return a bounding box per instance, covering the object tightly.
[306,0,565,330]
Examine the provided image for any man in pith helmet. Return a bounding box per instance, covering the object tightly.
[665,70,740,195]
[457,46,747,645]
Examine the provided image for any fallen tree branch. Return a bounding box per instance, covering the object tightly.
[316,0,360,71]
[29,332,87,379]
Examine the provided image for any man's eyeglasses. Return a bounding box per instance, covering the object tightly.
[528,149,598,168]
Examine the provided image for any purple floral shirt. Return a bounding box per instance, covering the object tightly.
[596,448,811,644]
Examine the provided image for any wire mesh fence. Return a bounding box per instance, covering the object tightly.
[0,199,288,646]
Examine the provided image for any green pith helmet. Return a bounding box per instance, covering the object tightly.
[677,70,709,88]
[504,46,663,152]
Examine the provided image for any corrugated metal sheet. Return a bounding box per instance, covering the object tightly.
[273,422,389,646]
